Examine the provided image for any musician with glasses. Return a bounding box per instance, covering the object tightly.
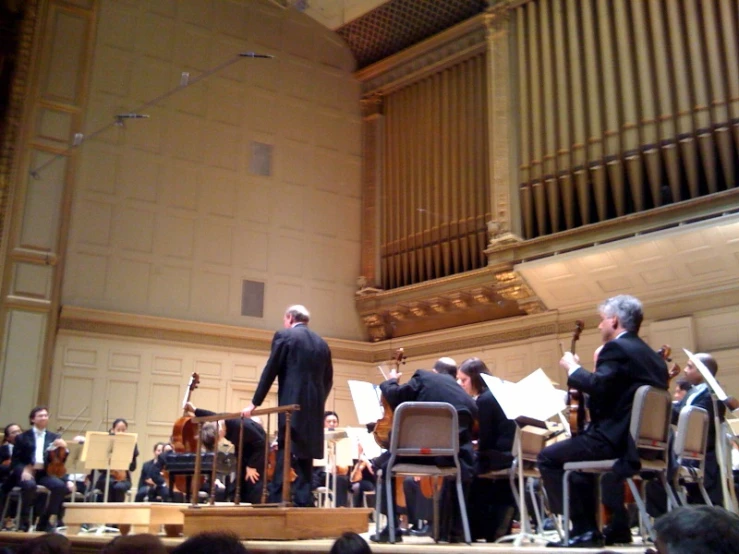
[537,295,668,548]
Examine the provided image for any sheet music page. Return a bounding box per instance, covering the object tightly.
[481,369,567,422]
[352,427,383,459]
[348,380,384,425]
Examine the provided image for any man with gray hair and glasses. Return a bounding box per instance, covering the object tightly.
[538,295,668,548]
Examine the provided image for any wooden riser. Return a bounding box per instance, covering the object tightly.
[63,502,186,536]
[182,506,373,540]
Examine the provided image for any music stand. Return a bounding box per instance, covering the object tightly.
[324,429,349,507]
[65,442,85,503]
[82,431,137,503]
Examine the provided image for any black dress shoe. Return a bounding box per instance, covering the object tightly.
[370,526,403,543]
[410,523,431,536]
[547,529,604,548]
[603,524,632,545]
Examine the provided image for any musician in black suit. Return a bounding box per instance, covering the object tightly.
[537,295,668,548]
[371,367,478,543]
[187,404,266,504]
[135,442,170,502]
[0,423,22,489]
[648,353,727,516]
[457,358,517,541]
[8,406,68,531]
[241,305,334,507]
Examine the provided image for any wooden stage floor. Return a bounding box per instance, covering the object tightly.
[0,526,650,554]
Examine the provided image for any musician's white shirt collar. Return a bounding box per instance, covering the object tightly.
[33,426,46,467]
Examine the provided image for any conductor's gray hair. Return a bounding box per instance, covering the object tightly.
[599,295,643,334]
[285,305,310,323]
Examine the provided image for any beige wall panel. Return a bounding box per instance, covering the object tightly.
[214,1,248,39]
[193,359,223,378]
[41,8,88,103]
[280,142,314,187]
[310,190,339,238]
[0,311,47,423]
[90,46,133,97]
[118,152,161,203]
[649,317,696,366]
[282,59,315,102]
[280,101,316,144]
[203,124,241,171]
[268,282,305,318]
[117,208,155,253]
[150,265,192,313]
[109,351,142,373]
[331,241,361,287]
[232,362,259,382]
[129,56,172,104]
[200,171,237,218]
[62,1,362,339]
[97,2,137,51]
[106,379,139,423]
[161,161,199,211]
[207,78,244,126]
[270,235,303,277]
[198,222,232,266]
[233,229,268,271]
[714,347,739,402]
[76,200,112,246]
[66,252,108,301]
[37,108,74,144]
[308,287,335,334]
[136,12,175,61]
[305,240,335,282]
[63,346,98,368]
[190,271,230,314]
[21,153,66,250]
[244,88,277,134]
[696,310,739,353]
[78,145,118,194]
[166,113,205,162]
[152,355,184,377]
[237,182,270,224]
[12,263,53,300]
[149,382,183,425]
[107,257,151,308]
[157,215,195,258]
[282,19,315,60]
[57,375,95,419]
[194,384,223,411]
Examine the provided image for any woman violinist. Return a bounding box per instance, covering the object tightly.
[457,358,517,542]
[91,418,139,503]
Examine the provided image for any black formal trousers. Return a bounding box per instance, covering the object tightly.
[537,431,619,535]
[268,449,313,506]
[18,470,66,523]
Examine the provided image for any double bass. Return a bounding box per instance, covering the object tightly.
[171,372,200,494]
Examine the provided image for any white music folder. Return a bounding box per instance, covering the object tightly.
[482,368,567,423]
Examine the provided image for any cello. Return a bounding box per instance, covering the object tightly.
[171,372,200,495]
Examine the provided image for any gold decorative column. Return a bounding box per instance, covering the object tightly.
[359,94,384,289]
[484,5,521,254]
[0,0,99,420]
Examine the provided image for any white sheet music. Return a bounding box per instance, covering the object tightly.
[348,380,384,425]
[481,368,567,422]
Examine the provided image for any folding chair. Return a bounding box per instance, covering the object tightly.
[672,405,712,505]
[562,385,675,543]
[374,402,471,544]
[0,484,50,532]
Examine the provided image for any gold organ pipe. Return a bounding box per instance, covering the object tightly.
[517,7,533,238]
[718,0,739,155]
[553,0,575,228]
[701,0,735,188]
[541,0,560,233]
[648,0,681,203]
[527,2,547,236]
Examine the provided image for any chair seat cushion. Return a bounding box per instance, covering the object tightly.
[563,459,617,472]
[390,463,458,476]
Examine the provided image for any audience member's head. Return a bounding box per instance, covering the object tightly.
[653,505,739,554]
[16,533,71,554]
[171,531,249,554]
[329,532,371,554]
[324,411,339,429]
[101,534,167,554]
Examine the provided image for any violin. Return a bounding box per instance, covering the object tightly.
[567,320,585,435]
[171,373,200,495]
[45,406,87,478]
[657,345,681,381]
[372,348,406,450]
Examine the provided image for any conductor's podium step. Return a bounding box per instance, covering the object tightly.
[63,502,186,536]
